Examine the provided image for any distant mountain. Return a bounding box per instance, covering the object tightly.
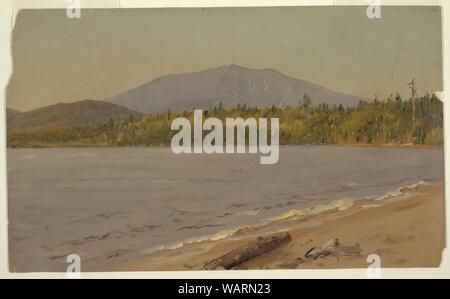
[106,64,364,114]
[7,100,142,133]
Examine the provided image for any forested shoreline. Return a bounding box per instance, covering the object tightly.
[7,93,444,148]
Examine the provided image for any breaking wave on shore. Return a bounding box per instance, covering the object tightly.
[140,180,432,256]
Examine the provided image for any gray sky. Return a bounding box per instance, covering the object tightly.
[7,6,443,111]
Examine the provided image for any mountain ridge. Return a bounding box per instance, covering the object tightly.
[106,64,365,114]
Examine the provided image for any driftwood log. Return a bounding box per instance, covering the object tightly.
[202,232,292,270]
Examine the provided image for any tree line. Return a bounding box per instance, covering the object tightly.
[8,93,443,148]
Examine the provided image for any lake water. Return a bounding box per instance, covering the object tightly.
[7,146,444,271]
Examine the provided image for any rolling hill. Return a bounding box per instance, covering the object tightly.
[6,108,22,124]
[6,108,22,118]
[7,100,142,133]
[106,64,364,114]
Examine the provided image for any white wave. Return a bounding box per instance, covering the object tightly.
[374,190,404,201]
[404,180,429,190]
[143,196,358,255]
[141,180,431,256]
[268,209,307,222]
[141,227,241,255]
[268,198,355,223]
[374,180,429,201]
[237,209,260,217]
[309,198,355,214]
[268,180,430,223]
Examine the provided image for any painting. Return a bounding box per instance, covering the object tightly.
[6,6,444,272]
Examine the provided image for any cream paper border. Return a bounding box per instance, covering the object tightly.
[0,0,448,279]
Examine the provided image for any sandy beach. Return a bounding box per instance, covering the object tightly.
[117,182,445,271]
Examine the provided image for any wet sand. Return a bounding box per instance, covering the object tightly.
[117,183,445,270]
